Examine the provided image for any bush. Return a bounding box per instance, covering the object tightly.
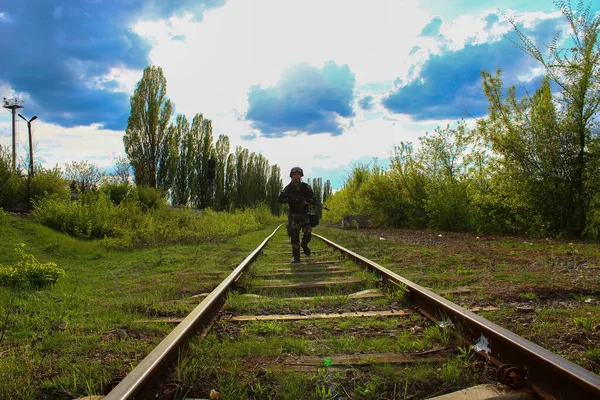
[101,182,133,205]
[0,244,65,288]
[30,167,70,201]
[31,191,117,239]
[136,186,166,210]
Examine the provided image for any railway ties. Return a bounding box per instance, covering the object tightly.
[104,225,600,399]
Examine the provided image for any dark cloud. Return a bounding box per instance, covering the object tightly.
[245,62,355,137]
[382,14,562,120]
[358,95,374,111]
[0,0,224,130]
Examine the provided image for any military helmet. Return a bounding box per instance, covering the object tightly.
[290,167,303,177]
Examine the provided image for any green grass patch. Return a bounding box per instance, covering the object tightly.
[0,213,279,399]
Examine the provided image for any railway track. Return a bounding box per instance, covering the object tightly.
[103,225,600,399]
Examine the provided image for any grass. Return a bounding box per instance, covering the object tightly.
[0,213,280,399]
[5,215,600,398]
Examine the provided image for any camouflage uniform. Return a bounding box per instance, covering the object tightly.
[278,178,315,263]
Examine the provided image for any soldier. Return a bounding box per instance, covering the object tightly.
[278,167,315,263]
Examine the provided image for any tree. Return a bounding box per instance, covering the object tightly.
[322,180,332,204]
[172,115,193,206]
[418,122,472,231]
[64,160,104,193]
[497,0,600,236]
[266,165,282,215]
[112,156,131,184]
[190,114,214,209]
[214,135,230,211]
[123,65,173,189]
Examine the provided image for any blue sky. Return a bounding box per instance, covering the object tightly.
[1,0,597,190]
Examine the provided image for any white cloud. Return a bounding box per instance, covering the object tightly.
[4,120,126,170]
[2,1,569,189]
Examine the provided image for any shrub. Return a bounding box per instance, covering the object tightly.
[0,244,65,288]
[136,186,166,210]
[101,182,133,205]
[31,191,117,239]
[30,167,70,201]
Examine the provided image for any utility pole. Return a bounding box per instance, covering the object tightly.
[18,113,37,178]
[2,97,24,172]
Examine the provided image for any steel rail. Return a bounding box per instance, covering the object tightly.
[314,233,600,400]
[104,224,283,400]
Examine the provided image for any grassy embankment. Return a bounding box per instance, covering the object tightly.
[0,209,283,399]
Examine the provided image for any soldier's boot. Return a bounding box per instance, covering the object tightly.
[301,243,311,256]
[301,233,311,256]
[291,245,301,264]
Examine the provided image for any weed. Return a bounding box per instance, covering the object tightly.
[216,370,249,400]
[441,360,462,384]
[570,293,591,301]
[241,321,287,336]
[0,244,65,288]
[457,345,475,360]
[585,347,600,362]
[353,376,382,399]
[574,317,595,330]
[276,373,312,400]
[282,337,308,354]
[520,292,537,301]
[423,325,452,346]
[456,266,474,275]
[315,385,333,399]
[386,284,408,303]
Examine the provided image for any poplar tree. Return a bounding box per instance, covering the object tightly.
[267,165,283,214]
[214,135,230,211]
[172,115,193,206]
[123,66,173,189]
[322,180,332,204]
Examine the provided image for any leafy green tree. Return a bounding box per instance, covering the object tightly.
[157,123,180,192]
[123,65,173,189]
[266,165,282,215]
[30,166,70,201]
[495,0,600,237]
[233,146,249,209]
[191,115,214,209]
[390,143,429,228]
[322,179,332,204]
[172,115,193,206]
[214,135,230,211]
[224,152,236,211]
[419,122,472,231]
[0,145,23,208]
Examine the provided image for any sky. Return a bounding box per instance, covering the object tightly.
[1,0,597,190]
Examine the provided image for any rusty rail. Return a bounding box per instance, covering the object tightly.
[314,233,600,400]
[104,225,282,400]
[104,227,600,399]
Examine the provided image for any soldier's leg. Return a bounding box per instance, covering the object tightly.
[289,215,301,263]
[301,223,312,256]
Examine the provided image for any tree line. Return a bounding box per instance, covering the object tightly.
[122,66,283,213]
[324,1,600,239]
[0,65,332,216]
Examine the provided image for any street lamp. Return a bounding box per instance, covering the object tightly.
[18,114,37,178]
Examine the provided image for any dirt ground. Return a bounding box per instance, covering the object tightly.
[350,227,600,374]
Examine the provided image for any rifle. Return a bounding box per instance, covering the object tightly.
[279,193,330,211]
